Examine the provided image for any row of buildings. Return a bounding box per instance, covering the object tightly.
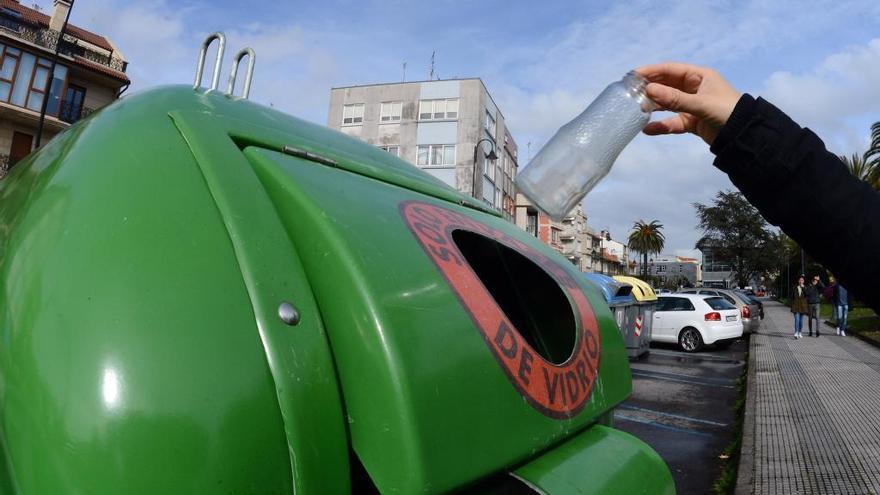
[328,77,650,278]
[0,0,128,176]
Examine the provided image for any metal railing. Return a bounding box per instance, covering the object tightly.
[57,98,93,124]
[0,18,127,73]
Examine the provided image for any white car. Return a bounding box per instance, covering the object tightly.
[652,294,744,352]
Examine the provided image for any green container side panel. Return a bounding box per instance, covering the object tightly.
[515,425,675,495]
[244,146,633,494]
[0,89,296,493]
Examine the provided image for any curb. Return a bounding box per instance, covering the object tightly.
[734,331,757,495]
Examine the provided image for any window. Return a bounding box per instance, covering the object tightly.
[342,103,364,125]
[670,298,696,311]
[380,101,401,122]
[705,297,736,310]
[526,211,538,236]
[482,177,495,204]
[59,83,85,123]
[416,144,455,166]
[379,145,399,156]
[0,44,19,101]
[0,43,68,116]
[418,98,458,120]
[483,157,495,181]
[656,297,672,312]
[484,110,496,138]
[551,228,560,244]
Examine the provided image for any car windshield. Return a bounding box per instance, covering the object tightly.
[705,297,736,310]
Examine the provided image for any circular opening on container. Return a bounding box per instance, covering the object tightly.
[451,230,577,364]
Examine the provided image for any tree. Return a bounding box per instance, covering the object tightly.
[693,191,776,288]
[864,121,880,190]
[839,153,873,182]
[627,220,665,279]
[866,121,880,169]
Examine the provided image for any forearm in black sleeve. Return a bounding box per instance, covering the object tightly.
[710,94,880,313]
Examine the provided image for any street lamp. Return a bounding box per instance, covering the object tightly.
[472,138,498,201]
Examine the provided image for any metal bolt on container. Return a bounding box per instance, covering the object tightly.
[0,33,674,494]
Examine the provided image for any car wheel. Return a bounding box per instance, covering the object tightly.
[679,327,704,352]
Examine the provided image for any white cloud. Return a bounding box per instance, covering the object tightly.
[760,38,880,153]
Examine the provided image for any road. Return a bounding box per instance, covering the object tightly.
[616,337,748,494]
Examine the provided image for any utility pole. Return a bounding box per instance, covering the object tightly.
[35,0,74,148]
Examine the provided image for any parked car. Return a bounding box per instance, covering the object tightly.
[737,290,765,319]
[679,288,761,333]
[653,294,743,352]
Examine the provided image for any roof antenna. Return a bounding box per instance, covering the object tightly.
[402,61,407,82]
[428,51,435,80]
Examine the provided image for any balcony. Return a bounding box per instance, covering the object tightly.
[0,19,127,73]
[58,98,93,124]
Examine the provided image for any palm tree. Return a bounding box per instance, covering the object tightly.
[628,220,665,278]
[865,121,880,190]
[865,121,880,168]
[840,152,872,181]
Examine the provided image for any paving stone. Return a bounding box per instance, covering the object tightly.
[740,301,880,495]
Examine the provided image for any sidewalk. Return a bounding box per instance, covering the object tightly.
[737,301,880,494]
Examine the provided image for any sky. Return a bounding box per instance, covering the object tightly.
[38,0,880,259]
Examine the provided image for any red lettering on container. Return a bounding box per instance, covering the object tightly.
[400,200,602,419]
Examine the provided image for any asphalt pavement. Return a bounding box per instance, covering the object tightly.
[616,336,748,494]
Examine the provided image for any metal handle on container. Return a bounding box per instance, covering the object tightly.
[226,48,256,99]
[193,32,226,91]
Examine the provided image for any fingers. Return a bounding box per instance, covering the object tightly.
[636,62,711,92]
[645,83,704,116]
[643,115,690,136]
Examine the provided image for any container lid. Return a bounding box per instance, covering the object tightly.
[584,273,634,306]
[612,276,657,302]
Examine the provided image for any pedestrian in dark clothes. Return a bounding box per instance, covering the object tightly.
[636,63,880,315]
[832,281,854,337]
[791,276,809,339]
[804,274,824,337]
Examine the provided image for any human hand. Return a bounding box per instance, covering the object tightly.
[636,63,742,146]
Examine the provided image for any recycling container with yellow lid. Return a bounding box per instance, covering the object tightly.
[613,276,657,359]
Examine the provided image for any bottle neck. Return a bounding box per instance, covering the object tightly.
[623,71,657,112]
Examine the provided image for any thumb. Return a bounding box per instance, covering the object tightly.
[646,83,705,116]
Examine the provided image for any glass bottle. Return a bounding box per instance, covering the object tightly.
[516,71,656,220]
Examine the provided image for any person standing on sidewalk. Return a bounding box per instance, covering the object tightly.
[804,275,825,337]
[833,282,851,337]
[791,276,809,339]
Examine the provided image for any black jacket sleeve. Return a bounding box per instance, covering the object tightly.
[710,94,880,313]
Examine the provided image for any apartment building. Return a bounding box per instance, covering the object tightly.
[515,193,593,271]
[328,78,518,221]
[634,253,702,287]
[0,0,128,176]
[596,232,629,276]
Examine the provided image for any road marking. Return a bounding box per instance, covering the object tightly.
[631,369,736,388]
[614,412,714,438]
[618,404,729,427]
